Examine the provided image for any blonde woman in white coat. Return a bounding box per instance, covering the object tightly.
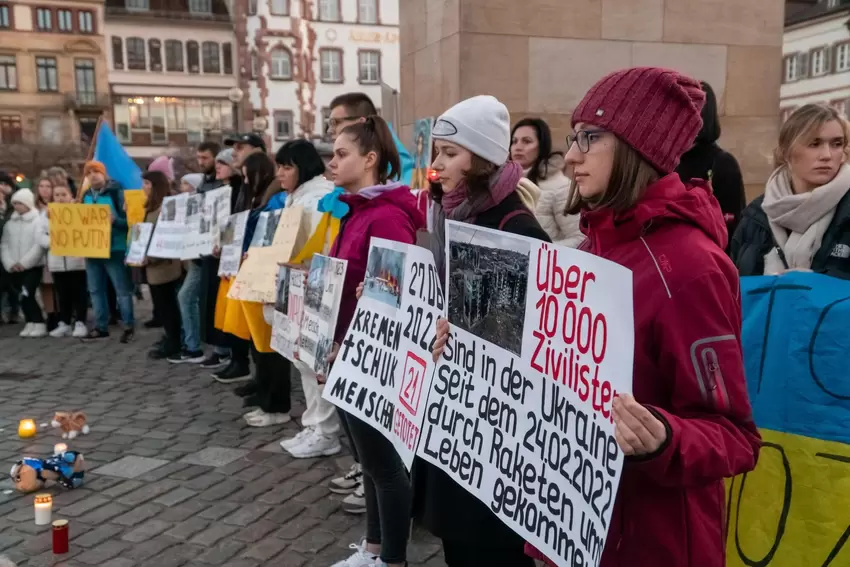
[511,118,585,248]
[1,189,47,337]
[271,139,340,459]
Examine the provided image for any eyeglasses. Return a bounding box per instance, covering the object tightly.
[566,129,607,154]
[327,116,360,129]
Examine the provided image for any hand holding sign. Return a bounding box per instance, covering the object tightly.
[355,281,363,299]
[612,394,668,456]
[431,317,449,363]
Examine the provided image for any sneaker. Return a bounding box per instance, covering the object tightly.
[244,410,291,427]
[200,353,230,369]
[18,323,34,338]
[28,323,48,338]
[148,347,180,360]
[279,427,315,451]
[243,408,263,420]
[287,429,341,459]
[72,322,88,338]
[83,328,109,340]
[330,540,377,567]
[213,362,251,384]
[329,463,362,495]
[119,328,135,344]
[341,483,366,515]
[49,322,71,338]
[167,350,205,364]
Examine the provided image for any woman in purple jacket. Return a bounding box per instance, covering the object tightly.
[326,115,424,567]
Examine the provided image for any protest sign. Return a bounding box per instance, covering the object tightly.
[147,193,188,259]
[48,203,112,259]
[228,206,308,303]
[726,273,850,567]
[205,186,232,228]
[124,190,146,226]
[182,193,213,260]
[416,221,634,567]
[218,211,250,277]
[125,222,153,266]
[299,254,347,376]
[324,239,443,468]
[271,266,307,360]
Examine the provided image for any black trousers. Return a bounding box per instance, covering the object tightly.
[0,266,19,318]
[53,271,88,325]
[149,280,182,353]
[229,335,251,366]
[442,541,535,567]
[251,345,290,414]
[10,268,43,323]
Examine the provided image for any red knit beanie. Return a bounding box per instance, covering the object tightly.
[571,67,706,174]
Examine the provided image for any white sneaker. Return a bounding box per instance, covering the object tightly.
[287,429,341,459]
[280,427,314,451]
[18,323,34,337]
[72,322,88,338]
[243,409,263,420]
[329,463,362,494]
[342,482,366,515]
[330,540,377,567]
[49,322,71,338]
[28,323,47,338]
[245,410,291,427]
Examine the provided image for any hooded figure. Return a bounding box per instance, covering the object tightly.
[676,81,746,249]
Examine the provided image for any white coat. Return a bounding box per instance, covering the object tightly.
[1,208,47,271]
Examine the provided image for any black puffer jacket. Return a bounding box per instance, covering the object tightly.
[730,191,850,279]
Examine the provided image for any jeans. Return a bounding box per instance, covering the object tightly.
[53,271,88,325]
[149,280,183,354]
[341,410,411,563]
[177,262,202,352]
[86,254,135,331]
[10,268,44,323]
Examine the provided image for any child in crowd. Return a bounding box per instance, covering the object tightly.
[45,184,88,338]
[180,173,204,194]
[34,175,57,330]
[329,115,423,567]
[1,189,47,337]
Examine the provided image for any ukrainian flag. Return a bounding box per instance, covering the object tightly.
[92,123,142,190]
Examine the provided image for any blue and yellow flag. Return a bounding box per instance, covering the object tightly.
[93,123,142,190]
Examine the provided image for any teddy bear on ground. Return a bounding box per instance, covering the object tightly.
[10,450,86,493]
[51,412,90,440]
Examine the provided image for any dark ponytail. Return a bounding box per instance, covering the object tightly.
[340,115,400,184]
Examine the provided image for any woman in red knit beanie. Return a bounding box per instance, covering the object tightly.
[521,67,762,565]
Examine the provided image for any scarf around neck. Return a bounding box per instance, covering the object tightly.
[762,163,850,272]
[431,161,523,280]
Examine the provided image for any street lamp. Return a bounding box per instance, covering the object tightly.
[227,87,244,134]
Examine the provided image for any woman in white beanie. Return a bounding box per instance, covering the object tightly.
[1,189,47,337]
[413,95,549,567]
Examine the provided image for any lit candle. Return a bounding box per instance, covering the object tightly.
[53,443,67,455]
[18,419,36,439]
[34,494,52,525]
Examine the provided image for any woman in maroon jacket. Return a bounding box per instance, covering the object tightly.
[326,115,424,567]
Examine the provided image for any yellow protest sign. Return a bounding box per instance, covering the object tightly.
[48,203,112,259]
[124,190,146,226]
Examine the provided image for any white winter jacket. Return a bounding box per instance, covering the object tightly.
[531,154,585,248]
[1,208,47,271]
[285,176,334,236]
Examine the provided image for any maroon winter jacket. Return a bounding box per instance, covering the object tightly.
[330,183,424,344]
[527,173,760,567]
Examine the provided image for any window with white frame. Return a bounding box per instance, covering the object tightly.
[0,55,17,91]
[189,0,211,13]
[837,43,850,72]
[79,11,94,33]
[270,0,288,15]
[320,49,342,83]
[57,9,72,32]
[40,116,62,143]
[784,55,799,82]
[811,48,828,76]
[274,110,294,140]
[358,0,377,23]
[270,48,292,79]
[126,0,149,10]
[358,50,380,83]
[319,0,340,21]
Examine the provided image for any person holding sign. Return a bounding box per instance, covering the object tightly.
[514,68,760,566]
[417,95,551,567]
[141,171,185,361]
[80,161,135,343]
[327,115,423,567]
[731,104,850,279]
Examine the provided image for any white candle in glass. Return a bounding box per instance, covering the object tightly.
[34,494,52,525]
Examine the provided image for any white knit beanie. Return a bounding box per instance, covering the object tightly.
[10,188,35,211]
[431,95,511,166]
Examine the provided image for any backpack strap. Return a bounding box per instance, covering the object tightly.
[498,209,532,231]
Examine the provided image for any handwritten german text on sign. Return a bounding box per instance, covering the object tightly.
[48,203,112,259]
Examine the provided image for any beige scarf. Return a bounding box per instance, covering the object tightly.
[762,164,850,273]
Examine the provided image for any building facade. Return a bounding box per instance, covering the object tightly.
[105,0,239,160]
[239,0,400,150]
[0,0,109,148]
[782,0,850,121]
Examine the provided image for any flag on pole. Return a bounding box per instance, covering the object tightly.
[92,123,142,190]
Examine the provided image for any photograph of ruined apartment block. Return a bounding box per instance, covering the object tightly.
[447,223,529,356]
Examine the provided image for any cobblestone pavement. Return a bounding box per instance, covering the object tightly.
[0,304,447,567]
